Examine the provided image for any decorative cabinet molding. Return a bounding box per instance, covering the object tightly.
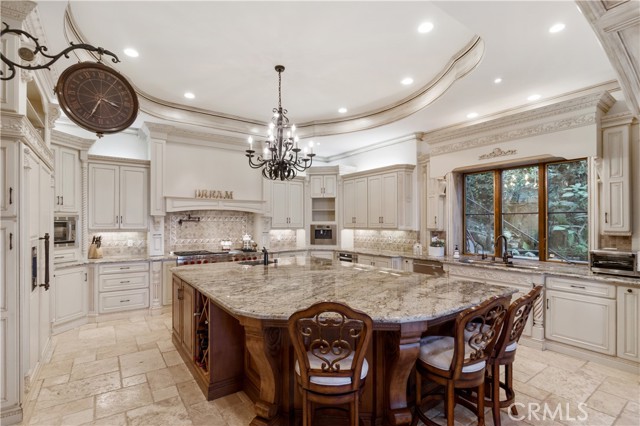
[52,266,87,330]
[342,164,415,230]
[342,177,368,228]
[545,288,616,355]
[88,163,148,230]
[601,124,631,235]
[270,179,304,229]
[309,175,336,198]
[1,140,18,217]
[95,261,150,314]
[617,286,640,362]
[52,145,80,214]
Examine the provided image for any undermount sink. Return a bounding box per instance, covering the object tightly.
[238,260,275,266]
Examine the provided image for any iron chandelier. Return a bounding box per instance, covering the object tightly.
[246,65,315,180]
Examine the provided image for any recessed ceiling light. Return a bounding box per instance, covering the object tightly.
[466,112,479,119]
[494,77,502,84]
[417,22,434,33]
[401,77,414,85]
[527,94,541,101]
[184,92,195,99]
[123,48,139,58]
[549,23,565,33]
[338,107,347,114]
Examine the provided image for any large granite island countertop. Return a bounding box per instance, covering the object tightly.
[170,256,518,426]
[171,256,517,325]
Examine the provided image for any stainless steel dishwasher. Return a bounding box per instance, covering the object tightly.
[413,259,444,275]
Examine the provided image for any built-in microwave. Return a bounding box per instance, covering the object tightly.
[53,216,77,247]
[310,224,336,246]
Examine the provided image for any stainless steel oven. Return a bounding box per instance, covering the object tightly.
[590,250,639,278]
[53,216,77,247]
[310,224,336,246]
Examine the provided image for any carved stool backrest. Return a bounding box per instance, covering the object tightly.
[493,285,543,360]
[288,301,373,392]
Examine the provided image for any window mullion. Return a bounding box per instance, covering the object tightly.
[539,164,547,261]
[494,170,501,257]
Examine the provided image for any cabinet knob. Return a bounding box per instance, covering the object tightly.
[628,289,633,293]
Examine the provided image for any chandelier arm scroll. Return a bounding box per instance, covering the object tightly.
[0,22,120,81]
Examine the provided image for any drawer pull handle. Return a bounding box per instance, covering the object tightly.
[120,280,130,284]
[9,187,13,205]
[120,299,130,303]
[119,267,130,270]
[54,256,65,259]
[546,298,549,310]
[570,284,586,289]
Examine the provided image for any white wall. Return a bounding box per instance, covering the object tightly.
[326,138,418,171]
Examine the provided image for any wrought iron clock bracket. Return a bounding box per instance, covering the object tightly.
[0,22,120,81]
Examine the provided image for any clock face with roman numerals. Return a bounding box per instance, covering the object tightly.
[55,62,139,137]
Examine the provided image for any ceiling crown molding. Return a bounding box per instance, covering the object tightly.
[1,1,36,22]
[61,3,484,139]
[51,129,94,150]
[1,112,53,169]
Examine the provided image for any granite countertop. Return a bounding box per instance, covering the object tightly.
[171,256,517,324]
[86,254,177,264]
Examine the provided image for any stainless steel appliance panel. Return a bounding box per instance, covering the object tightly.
[310,224,336,245]
[589,250,639,277]
[53,216,77,247]
[337,252,356,263]
[413,259,444,276]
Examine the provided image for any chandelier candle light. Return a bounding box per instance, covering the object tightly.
[246,65,315,180]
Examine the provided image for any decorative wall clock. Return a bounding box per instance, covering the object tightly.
[55,62,138,137]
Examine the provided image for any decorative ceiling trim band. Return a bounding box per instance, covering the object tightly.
[62,4,484,139]
[1,112,54,169]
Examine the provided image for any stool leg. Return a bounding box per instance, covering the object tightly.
[506,363,518,415]
[446,382,455,426]
[351,397,359,426]
[492,364,501,426]
[477,380,485,426]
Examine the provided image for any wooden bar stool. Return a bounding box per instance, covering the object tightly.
[485,285,543,426]
[412,295,510,426]
[288,301,373,426]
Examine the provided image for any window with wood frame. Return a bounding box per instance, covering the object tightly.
[463,159,588,263]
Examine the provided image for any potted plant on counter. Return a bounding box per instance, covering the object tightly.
[429,237,445,257]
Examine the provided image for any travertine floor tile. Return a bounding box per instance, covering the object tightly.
[42,374,70,388]
[119,348,166,378]
[185,400,227,426]
[152,385,179,402]
[586,389,628,417]
[527,366,604,403]
[81,412,127,426]
[177,380,207,406]
[27,396,93,425]
[94,383,153,419]
[36,372,121,410]
[146,368,177,391]
[123,373,147,388]
[95,342,139,360]
[38,360,73,380]
[598,376,640,402]
[126,396,192,426]
[70,357,119,381]
[161,350,184,367]
[60,407,94,426]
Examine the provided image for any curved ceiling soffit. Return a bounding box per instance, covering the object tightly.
[63,5,484,139]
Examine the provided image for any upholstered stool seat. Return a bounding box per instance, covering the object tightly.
[413,296,510,426]
[295,353,369,386]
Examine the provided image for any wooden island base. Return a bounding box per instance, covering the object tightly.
[173,277,439,425]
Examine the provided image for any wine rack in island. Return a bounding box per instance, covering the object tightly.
[171,275,245,400]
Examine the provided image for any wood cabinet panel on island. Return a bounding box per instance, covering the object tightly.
[88,162,148,230]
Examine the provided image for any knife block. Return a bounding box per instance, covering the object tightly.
[88,243,103,259]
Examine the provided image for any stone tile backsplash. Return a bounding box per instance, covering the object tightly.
[268,230,298,250]
[88,231,147,257]
[165,210,255,252]
[599,234,632,251]
[354,230,418,253]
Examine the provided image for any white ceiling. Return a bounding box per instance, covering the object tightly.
[34,1,617,158]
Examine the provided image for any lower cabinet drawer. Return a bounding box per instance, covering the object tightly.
[99,272,149,292]
[53,250,78,264]
[99,289,149,314]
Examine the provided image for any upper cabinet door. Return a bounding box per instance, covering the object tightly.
[602,125,631,235]
[288,180,304,228]
[367,175,382,228]
[380,173,397,228]
[89,164,119,229]
[353,177,368,228]
[119,166,148,230]
[310,176,324,198]
[0,141,18,217]
[343,179,355,228]
[271,181,289,228]
[55,146,80,213]
[323,175,337,197]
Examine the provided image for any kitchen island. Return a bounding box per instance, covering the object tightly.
[171,256,516,426]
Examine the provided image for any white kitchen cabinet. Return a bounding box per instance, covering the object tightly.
[52,145,80,213]
[162,259,177,306]
[343,177,368,228]
[96,261,150,314]
[271,180,304,228]
[1,140,18,217]
[53,248,80,265]
[601,125,631,235]
[310,175,336,198]
[357,255,392,269]
[425,164,446,231]
[545,277,616,355]
[310,250,334,259]
[402,258,414,272]
[368,173,397,228]
[52,266,87,330]
[88,163,148,230]
[0,219,19,415]
[617,286,640,362]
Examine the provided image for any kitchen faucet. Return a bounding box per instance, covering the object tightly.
[262,247,269,265]
[474,242,487,260]
[493,235,513,265]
